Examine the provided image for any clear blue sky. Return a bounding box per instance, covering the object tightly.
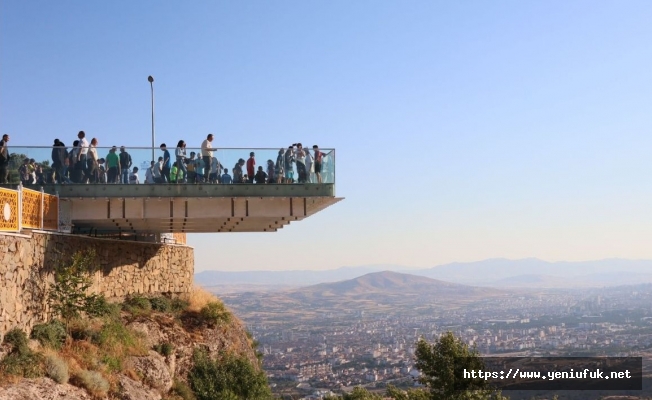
[2,1,652,271]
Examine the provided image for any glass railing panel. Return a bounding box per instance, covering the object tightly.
[0,146,335,185]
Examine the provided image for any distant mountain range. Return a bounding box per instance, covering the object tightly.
[195,258,652,289]
[218,271,505,318]
[195,264,409,288]
[414,258,652,288]
[291,270,499,297]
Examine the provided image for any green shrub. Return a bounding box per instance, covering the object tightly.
[73,370,110,397]
[47,250,107,325]
[188,349,272,400]
[44,353,69,384]
[198,302,231,327]
[101,354,122,372]
[153,342,174,358]
[31,320,67,350]
[86,295,120,318]
[3,328,29,354]
[171,379,197,400]
[1,351,44,378]
[171,298,190,313]
[150,296,172,312]
[1,328,47,378]
[91,319,137,349]
[68,318,93,341]
[122,296,152,315]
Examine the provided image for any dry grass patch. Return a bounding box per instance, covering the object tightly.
[187,287,218,312]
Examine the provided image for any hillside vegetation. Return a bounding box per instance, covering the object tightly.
[0,251,270,400]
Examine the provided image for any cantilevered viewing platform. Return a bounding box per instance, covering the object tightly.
[0,146,342,235]
[51,183,341,233]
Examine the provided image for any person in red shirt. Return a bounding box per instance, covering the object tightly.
[246,152,255,183]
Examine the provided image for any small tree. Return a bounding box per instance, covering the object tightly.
[188,349,272,400]
[342,387,382,400]
[48,250,107,326]
[414,332,508,400]
[386,384,429,400]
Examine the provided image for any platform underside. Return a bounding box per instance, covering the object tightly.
[63,196,342,233]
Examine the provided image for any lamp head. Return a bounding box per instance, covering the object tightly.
[148,76,154,83]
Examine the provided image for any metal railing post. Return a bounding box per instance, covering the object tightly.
[40,187,44,230]
[17,183,22,232]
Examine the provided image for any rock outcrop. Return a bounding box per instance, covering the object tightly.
[0,308,260,400]
[0,378,92,400]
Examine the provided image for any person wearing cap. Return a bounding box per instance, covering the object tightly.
[200,134,214,183]
[246,152,256,183]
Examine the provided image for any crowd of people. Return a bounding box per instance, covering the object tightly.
[0,132,330,185]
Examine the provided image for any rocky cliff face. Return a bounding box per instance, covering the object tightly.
[0,294,261,400]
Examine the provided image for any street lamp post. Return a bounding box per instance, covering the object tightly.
[148,75,155,161]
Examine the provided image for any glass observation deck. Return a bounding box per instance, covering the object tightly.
[0,145,341,234]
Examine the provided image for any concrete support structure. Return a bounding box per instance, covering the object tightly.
[46,183,342,234]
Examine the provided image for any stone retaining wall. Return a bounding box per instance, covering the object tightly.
[0,231,194,335]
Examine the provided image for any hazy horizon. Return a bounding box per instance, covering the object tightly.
[195,256,652,272]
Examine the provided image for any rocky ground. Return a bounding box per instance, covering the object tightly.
[0,301,260,400]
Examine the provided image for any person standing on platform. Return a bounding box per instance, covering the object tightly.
[284,147,294,183]
[76,131,89,183]
[233,159,245,183]
[152,157,164,183]
[129,167,140,184]
[295,144,306,183]
[175,140,187,183]
[254,166,267,184]
[221,168,232,184]
[313,145,326,184]
[186,152,197,183]
[51,139,67,184]
[275,148,284,184]
[305,148,314,183]
[87,138,100,183]
[160,143,171,183]
[266,159,275,183]
[119,146,132,184]
[200,134,214,183]
[246,152,256,183]
[0,134,8,184]
[105,146,121,183]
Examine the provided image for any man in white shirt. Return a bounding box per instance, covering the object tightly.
[129,167,140,184]
[87,137,99,183]
[200,134,214,183]
[77,131,89,182]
